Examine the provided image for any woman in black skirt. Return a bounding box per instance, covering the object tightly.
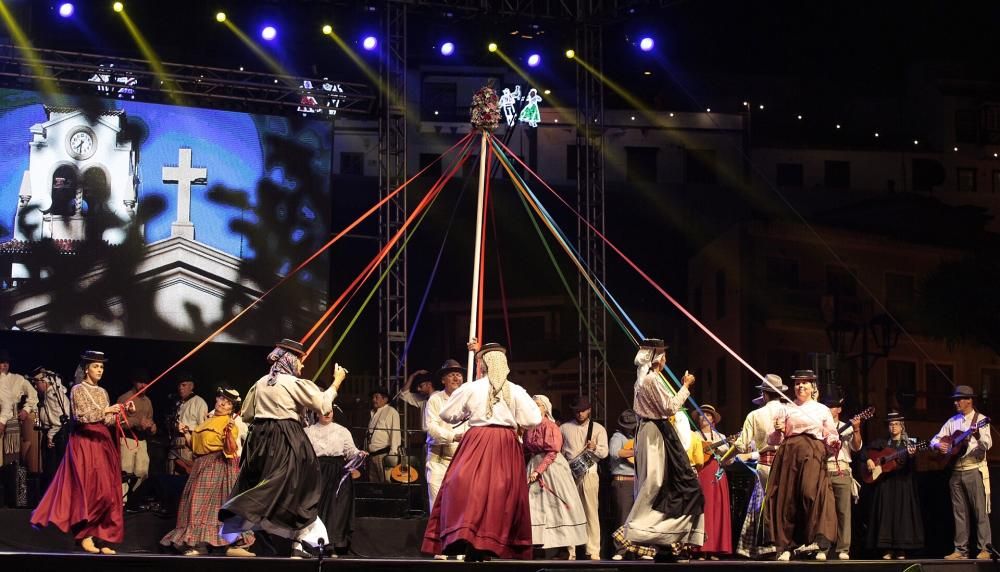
[865,411,924,559]
[219,339,348,558]
[304,407,366,555]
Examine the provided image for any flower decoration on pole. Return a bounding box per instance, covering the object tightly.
[470,84,500,132]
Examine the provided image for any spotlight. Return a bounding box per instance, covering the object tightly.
[322,24,332,35]
[488,42,498,52]
[58,3,74,17]
[215,12,226,22]
[565,49,575,59]
[527,53,540,67]
[112,1,123,12]
[362,36,377,50]
[440,42,455,56]
[639,37,654,52]
[261,26,277,41]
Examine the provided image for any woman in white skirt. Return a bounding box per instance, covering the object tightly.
[523,395,588,558]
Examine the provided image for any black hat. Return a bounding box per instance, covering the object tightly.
[475,342,507,361]
[434,359,465,383]
[570,396,593,412]
[790,369,817,380]
[129,368,150,384]
[618,409,638,431]
[0,349,10,363]
[950,385,976,399]
[820,393,845,408]
[886,411,906,423]
[216,387,242,411]
[639,338,667,351]
[410,371,434,392]
[79,350,108,363]
[370,387,391,399]
[275,338,305,356]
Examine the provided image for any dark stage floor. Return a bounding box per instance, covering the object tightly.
[0,553,995,572]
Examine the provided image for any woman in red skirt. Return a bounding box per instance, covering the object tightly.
[691,405,732,559]
[31,351,129,554]
[420,343,542,561]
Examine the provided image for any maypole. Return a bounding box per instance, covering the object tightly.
[466,85,501,376]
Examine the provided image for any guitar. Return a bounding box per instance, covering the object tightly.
[700,433,739,455]
[839,406,875,435]
[388,454,420,484]
[937,417,990,464]
[623,438,635,465]
[863,440,928,484]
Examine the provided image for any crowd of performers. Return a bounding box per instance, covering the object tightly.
[0,335,991,560]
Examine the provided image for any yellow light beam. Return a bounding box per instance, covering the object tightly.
[221,19,296,86]
[0,1,61,102]
[115,7,183,105]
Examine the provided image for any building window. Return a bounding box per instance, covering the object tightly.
[626,146,658,184]
[340,152,363,176]
[886,360,917,412]
[957,167,977,192]
[924,363,955,419]
[885,272,915,315]
[715,270,726,319]
[824,160,850,188]
[566,145,578,181]
[775,163,804,187]
[765,257,799,289]
[685,149,717,184]
[716,356,728,405]
[826,266,856,297]
[419,153,442,179]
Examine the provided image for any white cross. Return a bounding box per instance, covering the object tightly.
[162,148,207,240]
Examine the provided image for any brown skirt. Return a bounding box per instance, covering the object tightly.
[764,434,837,551]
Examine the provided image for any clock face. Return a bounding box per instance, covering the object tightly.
[67,129,96,160]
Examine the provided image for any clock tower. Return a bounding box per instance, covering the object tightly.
[14,107,139,249]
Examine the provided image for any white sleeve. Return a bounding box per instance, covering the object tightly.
[285,377,338,415]
[513,386,542,429]
[439,384,471,424]
[19,376,38,413]
[426,395,455,444]
[389,408,401,451]
[594,424,610,459]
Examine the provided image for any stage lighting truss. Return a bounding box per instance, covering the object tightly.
[0,43,375,119]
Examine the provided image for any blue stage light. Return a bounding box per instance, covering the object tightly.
[362,36,378,51]
[440,42,455,56]
[261,26,277,41]
[639,37,654,52]
[58,3,74,17]
[527,53,540,67]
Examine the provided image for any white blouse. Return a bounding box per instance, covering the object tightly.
[438,377,541,429]
[243,373,337,422]
[305,422,360,458]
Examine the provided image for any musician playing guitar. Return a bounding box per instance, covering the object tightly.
[931,385,992,560]
[864,411,923,560]
[608,409,638,560]
[824,393,873,560]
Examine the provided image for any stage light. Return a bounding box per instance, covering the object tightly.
[797,115,803,120]
[759,104,765,110]
[639,37,654,52]
[543,89,551,95]
[874,132,879,137]
[527,53,540,67]
[362,36,377,50]
[488,42,498,52]
[440,42,455,56]
[913,140,919,145]
[215,12,226,22]
[954,146,959,152]
[113,1,123,12]
[322,24,332,35]
[261,26,277,41]
[58,3,74,17]
[565,49,575,59]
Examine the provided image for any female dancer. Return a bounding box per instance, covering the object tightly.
[692,405,732,559]
[865,411,924,559]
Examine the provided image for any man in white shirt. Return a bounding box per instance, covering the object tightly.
[366,388,400,483]
[0,350,40,473]
[931,385,993,560]
[561,396,609,560]
[398,370,435,422]
[168,375,208,475]
[822,392,862,560]
[424,359,466,509]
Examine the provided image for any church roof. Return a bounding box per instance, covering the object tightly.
[0,238,112,255]
[43,106,126,118]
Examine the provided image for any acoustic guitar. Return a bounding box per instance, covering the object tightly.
[839,406,876,435]
[862,440,928,484]
[937,417,990,466]
[389,455,420,484]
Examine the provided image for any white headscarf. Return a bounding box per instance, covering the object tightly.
[532,394,554,421]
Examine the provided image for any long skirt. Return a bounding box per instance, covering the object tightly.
[693,457,732,555]
[317,456,354,548]
[617,419,705,551]
[421,426,533,559]
[736,464,775,557]
[765,434,837,551]
[526,452,588,549]
[161,451,254,550]
[866,471,924,550]
[30,422,123,543]
[219,418,322,539]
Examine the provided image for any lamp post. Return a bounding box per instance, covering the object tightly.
[825,307,900,406]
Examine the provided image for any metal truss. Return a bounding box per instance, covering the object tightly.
[575,9,607,424]
[372,0,672,20]
[0,43,374,118]
[378,1,409,405]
